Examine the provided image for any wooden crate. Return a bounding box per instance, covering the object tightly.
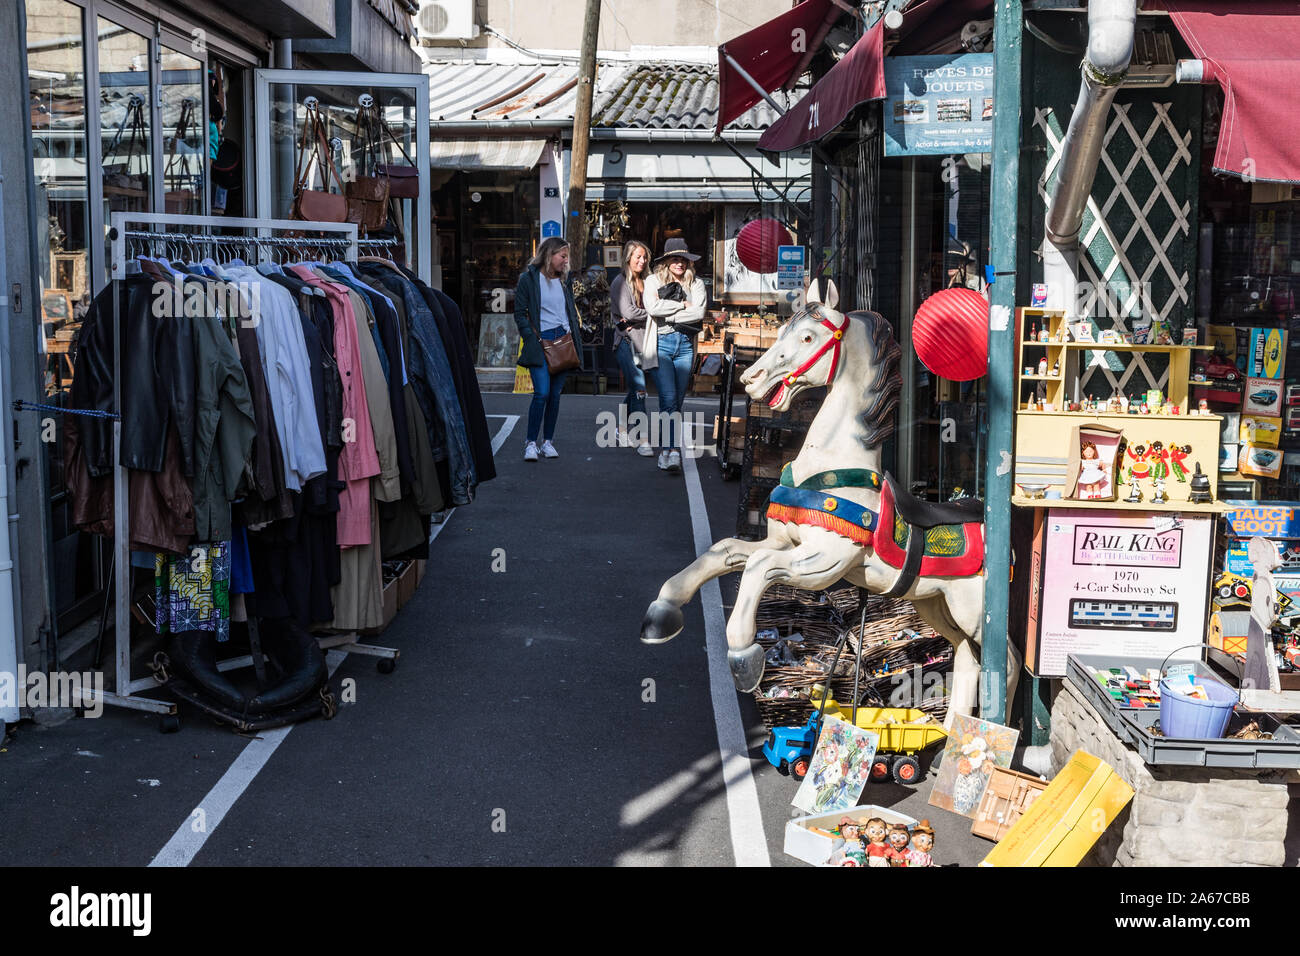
[971,766,1050,842]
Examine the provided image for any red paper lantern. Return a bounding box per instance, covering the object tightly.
[736,218,793,274]
[912,287,989,382]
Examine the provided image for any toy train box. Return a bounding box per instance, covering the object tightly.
[1026,510,1214,677]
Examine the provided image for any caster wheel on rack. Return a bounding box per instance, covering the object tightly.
[377,657,396,674]
[159,713,181,734]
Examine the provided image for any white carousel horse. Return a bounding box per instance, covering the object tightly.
[640,282,1019,725]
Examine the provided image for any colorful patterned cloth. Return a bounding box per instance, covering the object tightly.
[155,542,231,641]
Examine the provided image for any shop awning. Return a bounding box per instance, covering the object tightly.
[1164,0,1300,184]
[716,0,845,135]
[429,137,547,171]
[756,20,885,153]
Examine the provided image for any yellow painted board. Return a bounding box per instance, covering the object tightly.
[980,750,1134,867]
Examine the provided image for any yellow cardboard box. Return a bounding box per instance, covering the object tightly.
[980,750,1133,867]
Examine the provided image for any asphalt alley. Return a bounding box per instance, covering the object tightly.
[0,390,992,867]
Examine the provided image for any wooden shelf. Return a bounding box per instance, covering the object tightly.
[1062,342,1214,352]
[1016,410,1224,422]
[1020,374,1063,381]
[1012,495,1230,514]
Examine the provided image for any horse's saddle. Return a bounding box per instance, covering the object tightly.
[764,466,984,592]
[874,473,984,594]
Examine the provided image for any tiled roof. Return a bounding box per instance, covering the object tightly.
[593,62,794,131]
[424,59,792,131]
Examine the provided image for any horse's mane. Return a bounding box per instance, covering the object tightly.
[842,308,902,446]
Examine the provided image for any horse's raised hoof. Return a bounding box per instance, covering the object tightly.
[640,600,684,644]
[727,645,766,693]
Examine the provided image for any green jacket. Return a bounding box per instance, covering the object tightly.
[514,264,585,370]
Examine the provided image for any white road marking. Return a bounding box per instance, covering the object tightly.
[151,415,519,867]
[682,436,771,867]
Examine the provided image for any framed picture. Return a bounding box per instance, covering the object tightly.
[791,715,880,815]
[927,714,1019,818]
[476,312,520,370]
[602,245,622,269]
[714,206,783,305]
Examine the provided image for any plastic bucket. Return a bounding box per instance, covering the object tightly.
[1158,675,1237,739]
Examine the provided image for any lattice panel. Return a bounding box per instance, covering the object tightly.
[1033,100,1194,397]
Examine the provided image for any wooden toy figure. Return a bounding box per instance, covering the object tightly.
[886,823,911,866]
[863,817,890,868]
[907,820,937,867]
[1170,443,1191,482]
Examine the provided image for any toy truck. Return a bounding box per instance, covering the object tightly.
[762,694,948,786]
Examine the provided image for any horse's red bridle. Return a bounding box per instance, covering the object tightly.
[784,311,849,390]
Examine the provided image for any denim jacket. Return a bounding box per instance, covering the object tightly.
[361,267,477,506]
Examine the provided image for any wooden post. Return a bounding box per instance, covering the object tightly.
[567,0,601,266]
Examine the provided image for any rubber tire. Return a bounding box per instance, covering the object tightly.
[791,756,811,781]
[377,657,396,674]
[160,713,181,734]
[892,755,921,786]
[870,755,893,783]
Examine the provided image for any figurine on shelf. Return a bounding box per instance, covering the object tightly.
[1151,475,1169,503]
[1078,441,1107,497]
[1148,441,1170,483]
[1126,442,1150,491]
[1170,443,1191,482]
[863,818,890,868]
[907,821,937,867]
[1198,398,1209,415]
[1118,394,1129,414]
[1140,402,1150,415]
[1037,357,1048,376]
[886,823,912,867]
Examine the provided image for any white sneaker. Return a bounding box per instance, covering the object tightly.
[541,440,559,459]
[636,443,654,457]
[524,442,539,462]
[667,450,682,472]
[657,451,671,471]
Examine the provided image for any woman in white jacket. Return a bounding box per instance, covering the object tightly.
[642,238,707,473]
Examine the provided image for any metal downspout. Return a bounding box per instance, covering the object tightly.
[1042,0,1137,318]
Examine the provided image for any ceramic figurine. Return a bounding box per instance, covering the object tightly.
[1198,398,1209,414]
[886,823,911,867]
[829,817,867,867]
[1151,475,1169,503]
[907,820,936,867]
[863,817,890,868]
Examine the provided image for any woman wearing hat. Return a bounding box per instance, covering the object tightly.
[643,238,707,472]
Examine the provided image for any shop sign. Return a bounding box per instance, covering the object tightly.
[541,220,561,238]
[1033,510,1213,677]
[1224,501,1300,539]
[883,54,994,156]
[776,245,806,290]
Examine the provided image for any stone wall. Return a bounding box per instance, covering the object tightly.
[1049,680,1293,867]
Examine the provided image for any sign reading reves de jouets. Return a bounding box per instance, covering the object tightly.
[883,54,994,156]
[1030,510,1213,676]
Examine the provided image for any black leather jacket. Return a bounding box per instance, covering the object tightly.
[73,276,196,478]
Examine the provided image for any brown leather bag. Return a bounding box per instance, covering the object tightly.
[290,105,348,223]
[378,164,419,198]
[346,174,390,232]
[541,332,580,374]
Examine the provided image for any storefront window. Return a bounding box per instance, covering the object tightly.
[160,46,205,218]
[97,15,153,284]
[28,0,90,398]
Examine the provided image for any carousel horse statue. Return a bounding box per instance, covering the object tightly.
[640,282,1018,725]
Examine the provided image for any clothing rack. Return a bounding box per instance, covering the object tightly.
[99,212,398,722]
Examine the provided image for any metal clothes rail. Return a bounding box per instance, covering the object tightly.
[96,212,398,724]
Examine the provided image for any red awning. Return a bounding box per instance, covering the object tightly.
[757,19,885,152]
[1165,0,1300,184]
[716,0,844,135]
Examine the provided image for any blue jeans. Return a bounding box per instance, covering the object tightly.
[654,330,694,450]
[614,337,647,422]
[527,326,570,443]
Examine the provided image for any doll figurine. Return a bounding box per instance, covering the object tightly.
[863,817,890,867]
[1169,443,1191,482]
[886,823,911,867]
[1077,441,1107,499]
[907,820,937,867]
[1147,441,1169,482]
[829,817,867,867]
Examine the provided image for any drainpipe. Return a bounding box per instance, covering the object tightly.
[1042,0,1137,318]
[0,167,19,726]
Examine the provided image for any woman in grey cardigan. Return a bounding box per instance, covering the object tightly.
[609,240,654,456]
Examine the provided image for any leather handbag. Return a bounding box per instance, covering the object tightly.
[378,164,419,198]
[541,332,581,374]
[345,106,390,232]
[290,105,348,223]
